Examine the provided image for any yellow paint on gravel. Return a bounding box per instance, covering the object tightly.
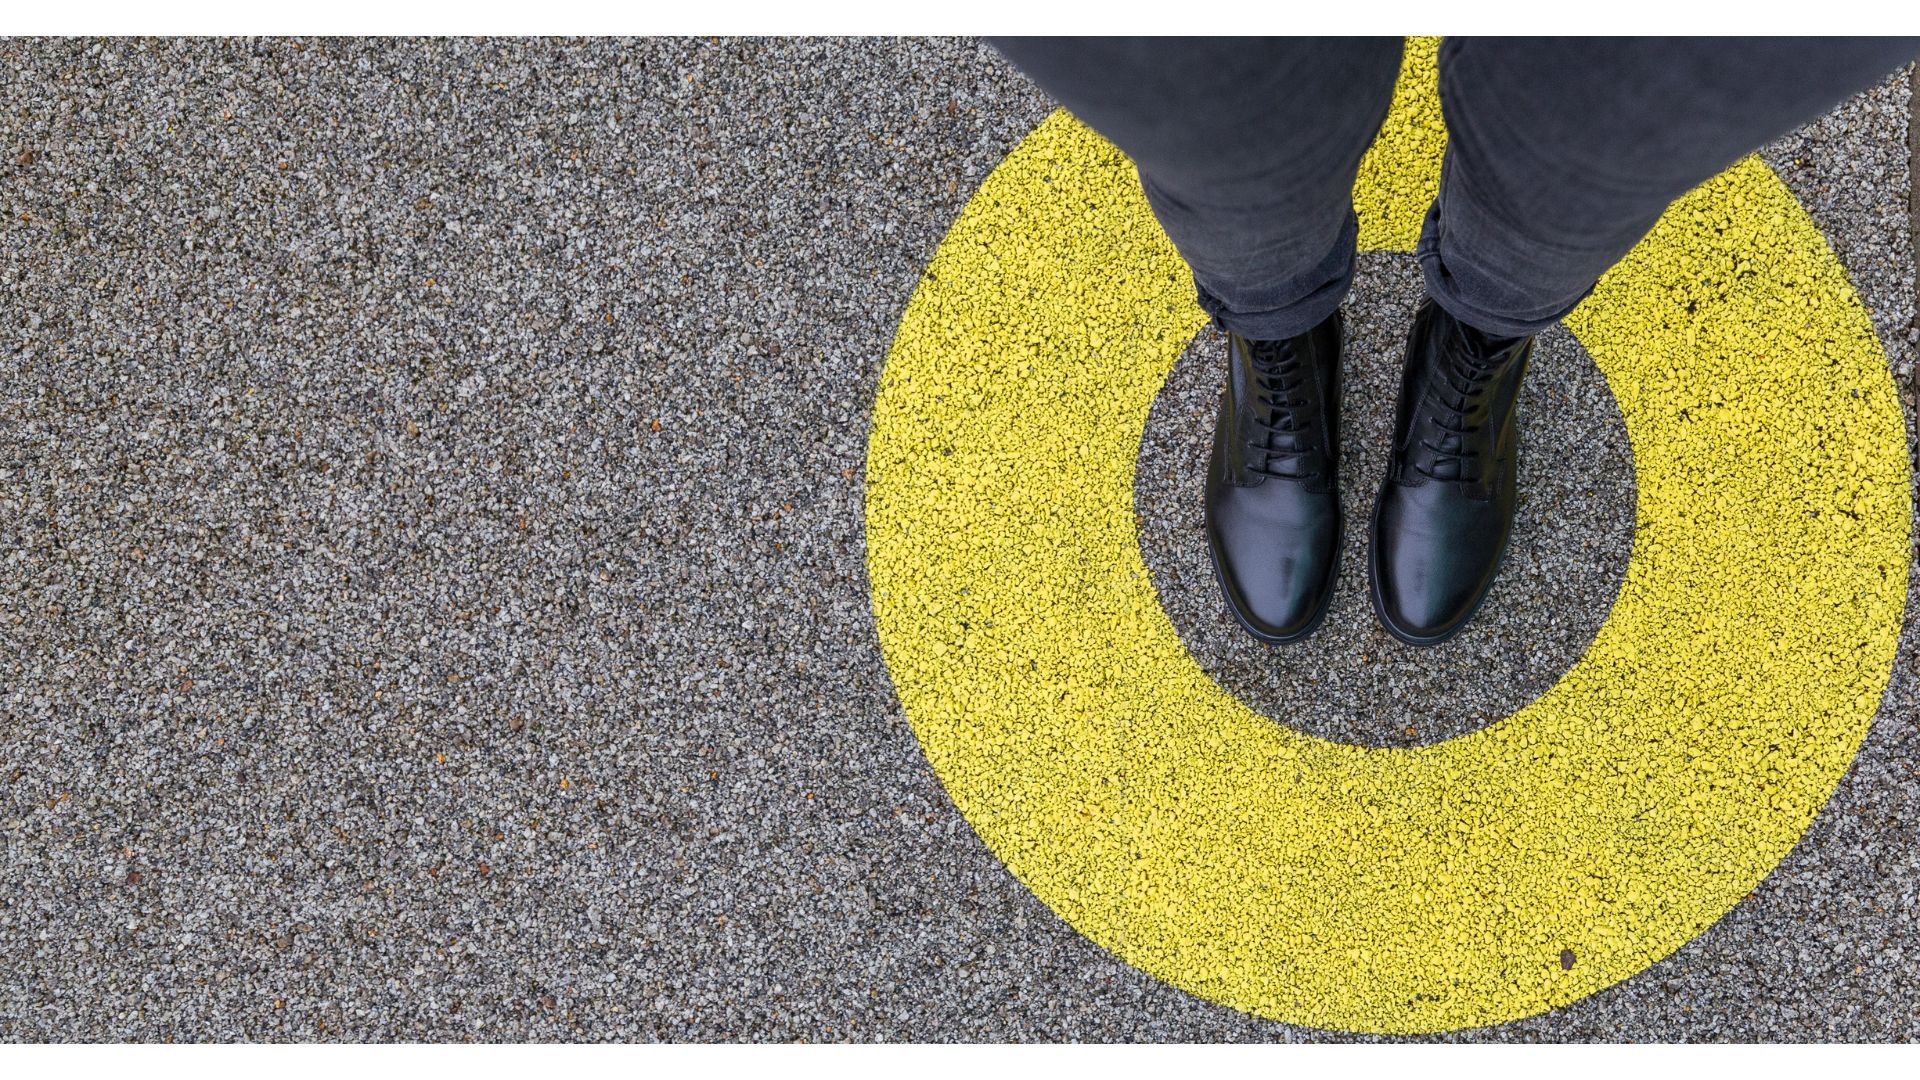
[865,40,1911,1033]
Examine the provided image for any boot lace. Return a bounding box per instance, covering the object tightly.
[1245,337,1322,482]
[1413,327,1516,483]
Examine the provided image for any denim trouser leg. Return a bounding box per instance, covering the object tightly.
[1422,37,1920,337]
[988,38,1407,339]
[989,37,1919,340]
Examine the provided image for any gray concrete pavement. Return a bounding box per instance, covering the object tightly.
[0,38,1915,1041]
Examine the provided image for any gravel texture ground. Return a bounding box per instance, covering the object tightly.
[0,37,1915,1041]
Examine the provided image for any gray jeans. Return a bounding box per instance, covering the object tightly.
[988,37,1919,339]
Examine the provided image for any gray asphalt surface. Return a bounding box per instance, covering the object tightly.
[0,38,1915,1041]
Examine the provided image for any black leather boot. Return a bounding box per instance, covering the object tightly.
[1368,297,1535,646]
[1203,309,1344,644]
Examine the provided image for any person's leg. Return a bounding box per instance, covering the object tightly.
[989,38,1404,643]
[988,38,1406,339]
[1420,37,1920,337]
[1372,37,1920,646]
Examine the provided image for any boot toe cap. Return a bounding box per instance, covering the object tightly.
[1207,513,1341,643]
[1369,487,1507,646]
[1373,567,1476,643]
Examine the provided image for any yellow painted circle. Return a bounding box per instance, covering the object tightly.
[864,39,1911,1033]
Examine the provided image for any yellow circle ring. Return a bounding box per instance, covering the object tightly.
[864,40,1911,1033]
